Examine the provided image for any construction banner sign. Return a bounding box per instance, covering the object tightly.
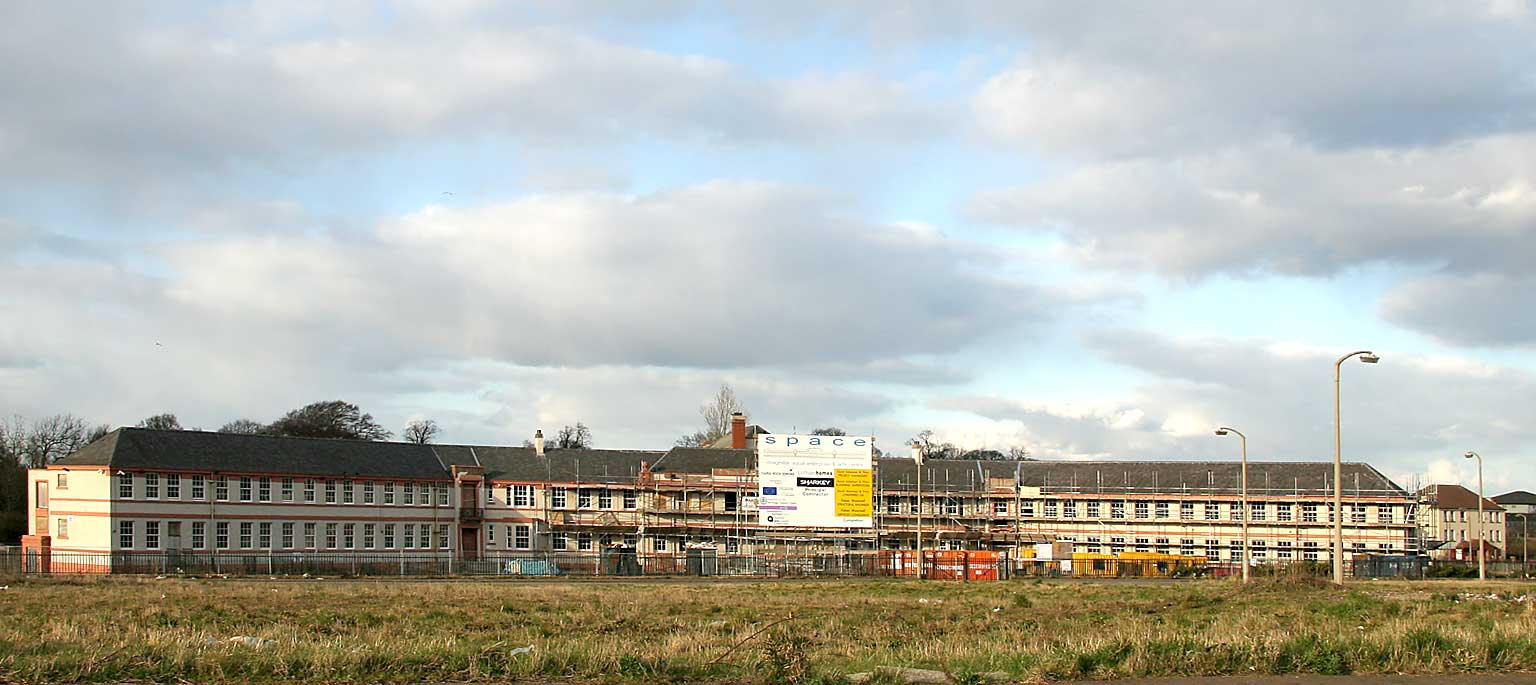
[757,434,874,528]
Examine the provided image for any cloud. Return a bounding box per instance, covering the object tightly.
[0,181,1068,445]
[1381,273,1536,347]
[932,330,1536,491]
[0,2,946,189]
[971,2,1536,157]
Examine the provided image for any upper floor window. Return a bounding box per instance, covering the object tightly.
[191,475,205,500]
[343,480,355,505]
[144,473,160,499]
[56,473,68,489]
[551,487,567,508]
[215,477,229,501]
[363,481,375,505]
[598,489,613,509]
[1134,501,1150,519]
[118,473,133,499]
[281,477,294,502]
[239,476,253,502]
[623,490,637,509]
[166,474,180,499]
[512,485,534,507]
[258,476,271,502]
[304,479,316,503]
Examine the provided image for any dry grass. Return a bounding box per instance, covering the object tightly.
[0,576,1533,683]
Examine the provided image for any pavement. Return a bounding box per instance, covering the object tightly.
[1066,675,1536,685]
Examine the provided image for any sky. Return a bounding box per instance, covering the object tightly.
[3,1,1535,493]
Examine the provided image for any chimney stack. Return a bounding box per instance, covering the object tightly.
[730,412,747,449]
[533,429,545,456]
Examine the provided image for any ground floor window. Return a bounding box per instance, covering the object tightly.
[552,532,568,550]
[514,524,531,550]
[216,522,229,549]
[239,522,253,549]
[192,521,206,549]
[145,521,160,549]
[577,532,593,551]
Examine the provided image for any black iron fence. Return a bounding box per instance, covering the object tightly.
[5,548,1530,580]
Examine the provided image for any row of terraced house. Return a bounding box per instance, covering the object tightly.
[22,414,1436,572]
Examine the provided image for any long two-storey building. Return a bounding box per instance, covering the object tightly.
[24,419,1420,571]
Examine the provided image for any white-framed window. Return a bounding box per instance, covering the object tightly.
[281,478,294,502]
[1134,537,1150,553]
[1154,537,1170,554]
[191,521,206,549]
[304,522,317,548]
[166,474,180,499]
[304,479,316,503]
[383,482,395,505]
[256,477,270,502]
[1277,503,1293,522]
[1302,542,1320,561]
[578,489,594,508]
[512,485,534,507]
[281,522,294,549]
[363,481,375,505]
[1205,501,1219,520]
[239,476,252,502]
[1251,502,1266,521]
[1229,540,1243,560]
[191,475,205,500]
[1180,538,1195,556]
[258,522,272,548]
[343,481,355,505]
[435,485,449,506]
[416,484,428,505]
[623,490,637,509]
[654,536,668,552]
[947,498,962,516]
[1179,502,1193,520]
[239,522,253,548]
[488,524,498,546]
[363,523,375,549]
[1111,501,1126,519]
[577,532,593,551]
[325,523,338,549]
[993,500,1008,516]
[551,487,567,508]
[1063,500,1078,519]
[1277,541,1293,559]
[1352,505,1367,523]
[1110,536,1126,553]
[343,523,355,548]
[514,524,531,549]
[55,517,68,539]
[437,524,449,549]
[726,537,740,554]
[119,521,137,549]
[1205,539,1221,561]
[1134,501,1150,519]
[144,473,160,499]
[1302,504,1319,522]
[56,472,68,489]
[1087,501,1101,518]
[214,477,229,501]
[325,480,337,504]
[383,524,396,548]
[215,522,229,549]
[598,489,613,509]
[1155,501,1170,519]
[403,483,415,505]
[403,524,415,549]
[552,532,568,550]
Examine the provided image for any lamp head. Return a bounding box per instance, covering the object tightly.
[1359,352,1380,364]
[1214,429,1229,436]
[1464,451,1477,459]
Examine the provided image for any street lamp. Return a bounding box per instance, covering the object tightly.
[1464,451,1486,582]
[912,442,924,580]
[1334,350,1379,584]
[1215,427,1250,583]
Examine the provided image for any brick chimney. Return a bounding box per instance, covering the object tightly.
[730,412,747,449]
[533,429,545,456]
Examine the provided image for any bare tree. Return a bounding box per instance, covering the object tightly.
[403,419,440,445]
[136,413,182,431]
[811,427,847,436]
[86,424,112,444]
[555,422,593,449]
[5,414,89,468]
[218,419,268,435]
[680,383,746,447]
[912,429,961,460]
[1007,445,1035,461]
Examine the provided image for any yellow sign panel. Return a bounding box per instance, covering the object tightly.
[834,468,873,518]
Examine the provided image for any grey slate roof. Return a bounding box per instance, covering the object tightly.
[55,428,449,480]
[51,429,1408,496]
[1494,490,1536,505]
[873,459,1407,496]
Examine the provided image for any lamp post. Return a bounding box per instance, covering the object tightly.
[1464,451,1486,582]
[1333,350,1379,584]
[912,442,924,580]
[1215,427,1249,583]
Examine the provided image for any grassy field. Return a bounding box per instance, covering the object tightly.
[0,577,1533,684]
